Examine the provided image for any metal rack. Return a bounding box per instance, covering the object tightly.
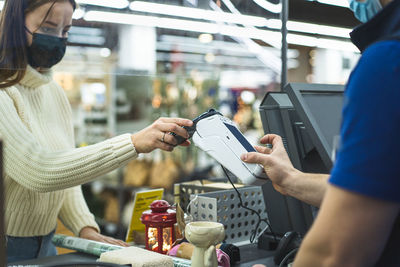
[187,186,268,246]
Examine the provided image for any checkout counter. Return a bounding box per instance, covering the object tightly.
[9,244,277,267]
[7,184,281,266]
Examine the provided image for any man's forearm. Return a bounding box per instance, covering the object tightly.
[281,172,329,207]
[293,185,400,267]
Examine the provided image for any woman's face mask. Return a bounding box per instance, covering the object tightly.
[25,27,67,69]
[348,0,382,23]
[25,1,73,69]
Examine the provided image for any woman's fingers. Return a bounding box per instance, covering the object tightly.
[156,123,190,139]
[159,117,193,127]
[179,140,191,146]
[99,235,129,247]
[154,117,193,139]
[157,139,175,151]
[132,117,193,154]
[104,236,129,247]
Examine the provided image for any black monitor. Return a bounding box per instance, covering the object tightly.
[258,83,344,236]
[285,83,344,171]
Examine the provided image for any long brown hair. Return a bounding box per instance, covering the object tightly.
[0,0,76,88]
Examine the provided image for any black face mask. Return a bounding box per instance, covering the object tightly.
[27,32,67,69]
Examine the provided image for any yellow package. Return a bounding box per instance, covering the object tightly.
[126,188,164,243]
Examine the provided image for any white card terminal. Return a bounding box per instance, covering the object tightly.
[192,112,268,185]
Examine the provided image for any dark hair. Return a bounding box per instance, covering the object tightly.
[0,0,76,88]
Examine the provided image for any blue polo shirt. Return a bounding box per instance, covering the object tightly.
[329,40,400,202]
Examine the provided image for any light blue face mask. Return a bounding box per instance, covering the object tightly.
[348,0,382,23]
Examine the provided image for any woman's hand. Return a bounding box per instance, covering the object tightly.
[241,134,300,195]
[131,117,193,154]
[79,227,129,247]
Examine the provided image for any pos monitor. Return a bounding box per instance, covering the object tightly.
[285,83,344,171]
[258,83,344,236]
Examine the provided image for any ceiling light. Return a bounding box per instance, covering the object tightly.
[129,1,269,27]
[160,35,300,58]
[287,21,351,38]
[84,11,357,52]
[204,53,215,63]
[100,48,111,58]
[287,33,358,52]
[129,0,351,39]
[0,1,4,10]
[198,33,213,44]
[85,11,219,33]
[216,0,281,72]
[252,0,282,13]
[75,0,129,9]
[266,19,352,38]
[84,11,277,41]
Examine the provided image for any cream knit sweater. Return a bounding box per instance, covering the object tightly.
[2,66,138,237]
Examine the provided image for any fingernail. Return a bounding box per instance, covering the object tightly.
[241,154,247,161]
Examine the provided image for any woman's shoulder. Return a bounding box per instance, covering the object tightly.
[48,80,69,99]
[0,85,22,101]
[48,81,73,111]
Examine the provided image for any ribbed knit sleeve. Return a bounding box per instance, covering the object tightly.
[58,186,100,236]
[0,89,138,193]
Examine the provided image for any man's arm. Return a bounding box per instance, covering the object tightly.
[293,185,400,267]
[242,134,328,207]
[279,171,328,207]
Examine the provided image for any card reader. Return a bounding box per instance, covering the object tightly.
[181,109,268,185]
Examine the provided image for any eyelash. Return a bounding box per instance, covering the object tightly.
[42,27,52,33]
[40,27,69,36]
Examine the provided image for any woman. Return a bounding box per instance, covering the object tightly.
[1,0,193,263]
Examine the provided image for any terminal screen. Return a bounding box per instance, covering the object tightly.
[301,92,343,154]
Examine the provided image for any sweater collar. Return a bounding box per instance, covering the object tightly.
[19,65,53,89]
[350,0,400,52]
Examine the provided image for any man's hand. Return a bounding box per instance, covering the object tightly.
[241,134,328,207]
[79,227,129,247]
[241,134,299,195]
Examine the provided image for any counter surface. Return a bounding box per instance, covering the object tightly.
[8,244,278,267]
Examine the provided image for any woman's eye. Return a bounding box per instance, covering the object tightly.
[40,27,57,35]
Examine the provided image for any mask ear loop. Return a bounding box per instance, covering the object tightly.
[24,26,33,35]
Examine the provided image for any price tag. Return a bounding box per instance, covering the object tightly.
[126,188,164,243]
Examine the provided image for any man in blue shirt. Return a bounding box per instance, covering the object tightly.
[242,0,400,265]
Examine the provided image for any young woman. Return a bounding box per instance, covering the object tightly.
[0,0,193,263]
